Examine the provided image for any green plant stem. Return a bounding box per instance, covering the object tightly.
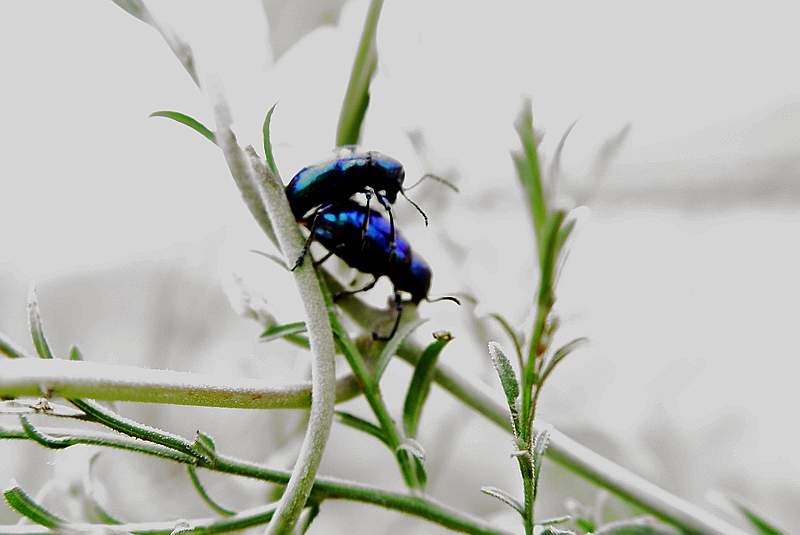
[394,347,747,535]
[0,357,360,409]
[0,334,751,533]
[335,0,384,146]
[209,97,336,533]
[0,423,509,535]
[517,456,533,535]
[0,337,747,532]
[330,316,420,489]
[1,496,277,534]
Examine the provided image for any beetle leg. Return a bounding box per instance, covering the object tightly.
[376,194,397,261]
[333,276,379,301]
[312,250,334,267]
[292,204,332,271]
[373,291,403,341]
[360,189,373,252]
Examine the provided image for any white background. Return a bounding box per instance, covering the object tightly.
[1,1,799,532]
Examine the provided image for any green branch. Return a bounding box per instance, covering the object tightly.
[208,91,337,533]
[0,333,747,533]
[0,356,360,409]
[0,423,509,535]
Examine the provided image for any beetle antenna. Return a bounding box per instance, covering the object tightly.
[400,190,429,226]
[404,173,460,193]
[426,294,461,306]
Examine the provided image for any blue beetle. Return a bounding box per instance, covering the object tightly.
[286,151,406,220]
[286,150,456,270]
[303,199,458,339]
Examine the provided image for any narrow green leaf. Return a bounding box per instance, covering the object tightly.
[192,430,217,461]
[1,423,197,464]
[412,457,428,489]
[19,415,72,449]
[27,287,53,359]
[729,498,785,535]
[260,322,308,343]
[513,98,547,243]
[335,411,389,447]
[262,103,280,177]
[480,486,524,517]
[187,466,236,517]
[3,482,64,528]
[374,318,428,380]
[538,210,566,308]
[487,342,520,436]
[69,398,210,464]
[0,332,27,359]
[594,516,680,534]
[329,315,371,380]
[335,0,383,146]
[149,110,216,145]
[532,427,550,503]
[487,313,524,370]
[538,515,571,526]
[540,337,588,386]
[402,332,453,438]
[555,217,576,259]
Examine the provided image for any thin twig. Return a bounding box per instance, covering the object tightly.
[0,423,510,535]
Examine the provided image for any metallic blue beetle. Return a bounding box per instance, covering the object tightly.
[303,199,457,339]
[286,151,407,220]
[285,150,456,270]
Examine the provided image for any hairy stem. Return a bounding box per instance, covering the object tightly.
[0,356,359,409]
[208,94,336,533]
[0,423,509,535]
[0,332,748,533]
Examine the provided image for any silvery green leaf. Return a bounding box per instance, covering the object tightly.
[403,333,453,438]
[532,427,551,502]
[27,286,53,359]
[3,480,64,528]
[261,322,308,343]
[487,342,520,436]
[480,486,524,517]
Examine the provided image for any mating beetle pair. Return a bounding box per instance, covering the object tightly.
[285,150,458,339]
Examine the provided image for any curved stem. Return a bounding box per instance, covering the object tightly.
[0,424,509,535]
[0,330,753,534]
[1,332,748,533]
[209,96,337,533]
